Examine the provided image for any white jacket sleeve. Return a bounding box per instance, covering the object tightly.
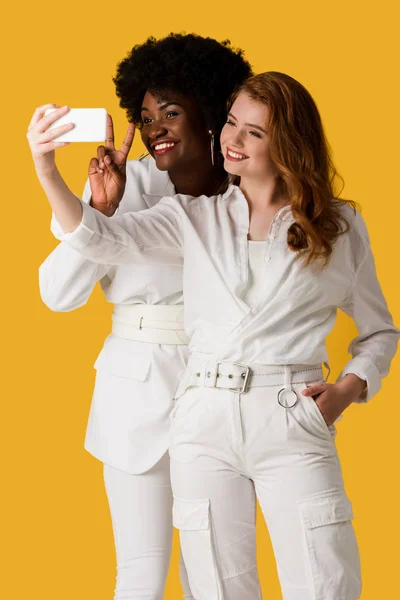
[39,179,111,312]
[338,215,400,402]
[56,197,184,266]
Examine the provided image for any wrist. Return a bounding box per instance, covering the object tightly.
[337,373,367,400]
[89,199,116,217]
[36,163,59,181]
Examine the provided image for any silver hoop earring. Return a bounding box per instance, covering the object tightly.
[209,130,215,166]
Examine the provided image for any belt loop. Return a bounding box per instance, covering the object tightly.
[283,364,292,391]
[278,364,298,408]
[323,361,331,382]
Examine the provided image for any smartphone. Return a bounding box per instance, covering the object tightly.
[45,108,107,142]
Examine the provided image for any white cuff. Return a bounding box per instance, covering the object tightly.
[51,196,119,237]
[50,212,66,238]
[54,201,97,249]
[337,356,381,403]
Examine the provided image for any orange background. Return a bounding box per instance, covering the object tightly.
[1,0,399,598]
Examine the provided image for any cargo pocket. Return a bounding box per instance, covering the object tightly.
[298,489,362,600]
[173,497,223,600]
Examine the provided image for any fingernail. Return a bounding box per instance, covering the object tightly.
[105,155,111,164]
[99,161,104,167]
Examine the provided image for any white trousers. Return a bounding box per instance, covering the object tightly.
[104,452,194,600]
[170,365,362,600]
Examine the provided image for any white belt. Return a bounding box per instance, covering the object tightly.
[112,304,189,345]
[175,356,330,406]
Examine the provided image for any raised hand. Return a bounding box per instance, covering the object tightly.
[27,105,73,178]
[88,114,135,216]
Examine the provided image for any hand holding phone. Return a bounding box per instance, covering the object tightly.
[27,104,74,178]
[27,104,135,212]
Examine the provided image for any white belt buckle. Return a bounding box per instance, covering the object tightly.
[206,362,251,393]
[229,363,251,394]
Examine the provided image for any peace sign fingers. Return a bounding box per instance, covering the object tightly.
[105,113,116,151]
[120,122,136,159]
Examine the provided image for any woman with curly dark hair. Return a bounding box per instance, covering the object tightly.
[30,71,399,599]
[37,33,253,600]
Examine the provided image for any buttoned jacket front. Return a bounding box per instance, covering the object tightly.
[58,186,400,403]
[40,158,189,474]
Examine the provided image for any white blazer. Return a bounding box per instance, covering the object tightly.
[39,158,188,474]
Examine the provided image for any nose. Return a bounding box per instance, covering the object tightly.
[229,129,245,148]
[148,121,168,141]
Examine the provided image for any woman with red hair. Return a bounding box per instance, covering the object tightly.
[29,71,399,599]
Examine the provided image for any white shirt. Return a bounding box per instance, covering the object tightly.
[56,185,400,403]
[242,241,268,308]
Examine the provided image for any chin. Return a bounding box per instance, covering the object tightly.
[223,159,243,177]
[153,159,169,171]
[153,155,177,171]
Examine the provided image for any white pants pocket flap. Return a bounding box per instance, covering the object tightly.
[173,497,223,600]
[299,489,354,529]
[173,497,210,531]
[298,490,361,599]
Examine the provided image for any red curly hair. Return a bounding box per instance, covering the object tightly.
[229,72,355,266]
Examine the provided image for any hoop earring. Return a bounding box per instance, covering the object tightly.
[208,130,215,166]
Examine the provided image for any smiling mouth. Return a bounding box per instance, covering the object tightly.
[226,148,249,161]
[152,142,178,155]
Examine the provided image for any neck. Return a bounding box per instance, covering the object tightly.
[239,174,288,212]
[169,163,227,196]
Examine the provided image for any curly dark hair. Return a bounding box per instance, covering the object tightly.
[113,33,252,133]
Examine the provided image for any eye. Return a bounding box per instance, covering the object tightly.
[166,111,179,119]
[142,117,152,125]
[226,119,235,126]
[249,131,261,138]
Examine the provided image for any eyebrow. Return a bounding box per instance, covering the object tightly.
[141,102,183,112]
[228,112,267,134]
